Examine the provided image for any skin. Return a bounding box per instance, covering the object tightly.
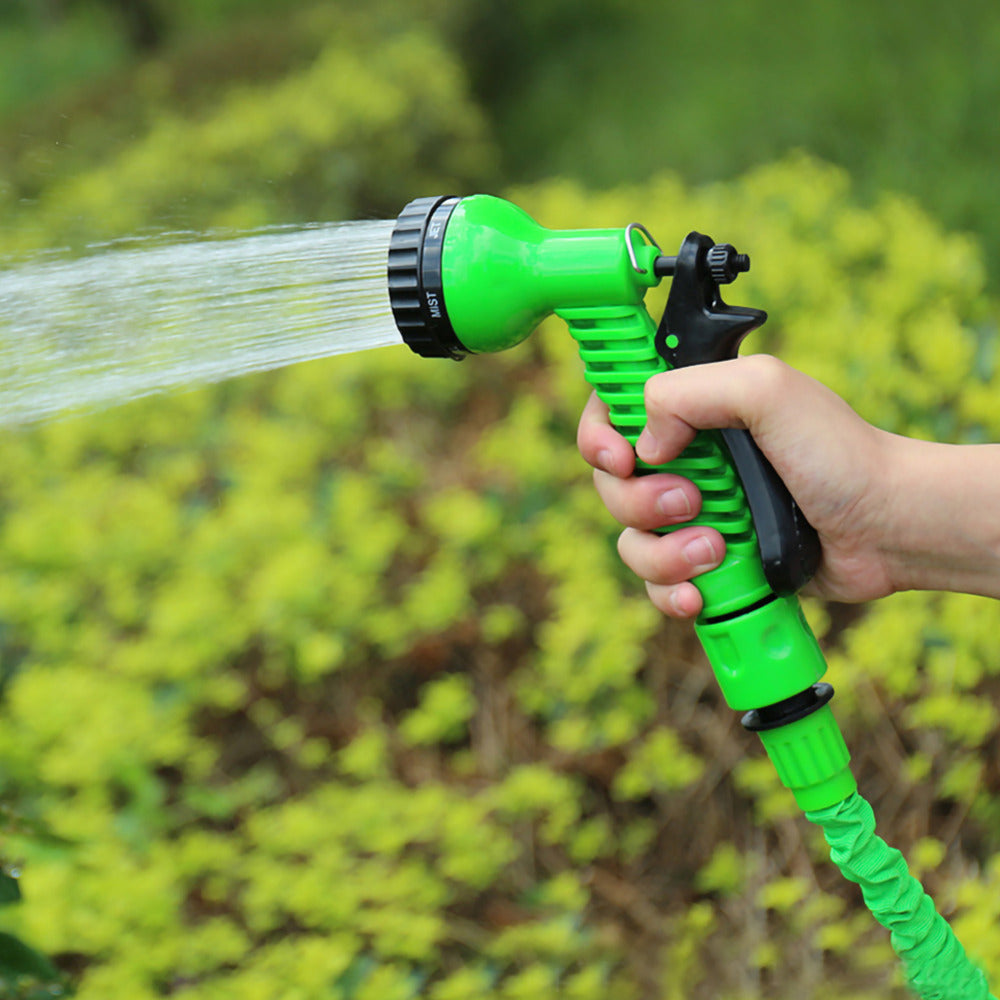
[577,354,1000,619]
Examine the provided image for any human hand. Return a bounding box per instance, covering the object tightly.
[577,355,899,618]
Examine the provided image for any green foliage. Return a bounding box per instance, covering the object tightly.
[458,0,1000,283]
[0,4,129,118]
[0,868,66,998]
[0,18,491,253]
[612,726,704,801]
[695,843,748,899]
[400,674,476,746]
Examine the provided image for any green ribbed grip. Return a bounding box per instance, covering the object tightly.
[755,704,856,811]
[560,303,772,621]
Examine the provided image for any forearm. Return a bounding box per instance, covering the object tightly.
[880,433,1000,599]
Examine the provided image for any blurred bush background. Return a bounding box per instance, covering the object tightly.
[2,2,1000,997]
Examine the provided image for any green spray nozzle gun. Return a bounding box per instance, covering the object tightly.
[389,193,851,812]
[386,194,996,998]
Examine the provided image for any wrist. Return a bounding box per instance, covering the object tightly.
[878,433,1000,598]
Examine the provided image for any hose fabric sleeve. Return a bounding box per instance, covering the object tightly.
[806,792,995,1000]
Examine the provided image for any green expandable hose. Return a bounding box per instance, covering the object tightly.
[807,792,995,1000]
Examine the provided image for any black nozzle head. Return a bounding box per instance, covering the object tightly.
[388,195,467,360]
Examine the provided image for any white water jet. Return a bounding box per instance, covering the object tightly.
[0,219,401,426]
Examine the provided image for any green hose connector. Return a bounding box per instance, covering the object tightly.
[754,703,856,811]
[695,592,828,710]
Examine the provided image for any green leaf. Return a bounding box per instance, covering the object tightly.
[0,872,20,906]
[0,931,59,981]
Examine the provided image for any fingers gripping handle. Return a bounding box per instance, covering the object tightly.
[560,302,773,621]
[563,305,830,719]
[562,300,832,737]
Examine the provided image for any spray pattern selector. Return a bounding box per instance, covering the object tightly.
[651,232,822,596]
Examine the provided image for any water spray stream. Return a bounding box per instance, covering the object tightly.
[0,219,400,427]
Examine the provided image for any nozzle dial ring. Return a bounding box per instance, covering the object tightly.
[388,195,466,359]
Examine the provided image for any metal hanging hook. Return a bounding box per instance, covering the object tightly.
[624,222,662,274]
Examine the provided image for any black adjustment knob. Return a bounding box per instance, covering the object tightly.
[706,243,751,285]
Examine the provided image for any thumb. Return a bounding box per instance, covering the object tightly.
[635,355,803,466]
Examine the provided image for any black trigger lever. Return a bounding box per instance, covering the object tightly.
[652,233,821,594]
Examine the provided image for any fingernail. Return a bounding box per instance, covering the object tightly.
[636,428,666,464]
[683,536,718,570]
[657,488,691,519]
[597,449,615,474]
